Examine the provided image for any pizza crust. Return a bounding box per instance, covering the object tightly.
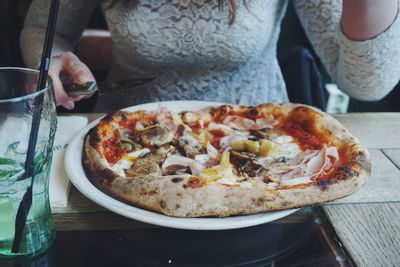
[105,163,368,218]
[82,103,371,217]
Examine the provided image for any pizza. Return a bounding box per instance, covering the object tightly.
[82,103,371,217]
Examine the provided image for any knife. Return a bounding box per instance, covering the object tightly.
[65,77,157,97]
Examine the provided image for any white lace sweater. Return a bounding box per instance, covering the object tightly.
[21,0,400,112]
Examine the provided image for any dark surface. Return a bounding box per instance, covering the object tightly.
[348,83,400,112]
[0,209,351,267]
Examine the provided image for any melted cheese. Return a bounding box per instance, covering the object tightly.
[111,159,132,177]
[280,177,313,186]
[274,135,293,144]
[194,154,210,164]
[265,136,301,160]
[199,151,251,186]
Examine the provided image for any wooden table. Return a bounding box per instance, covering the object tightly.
[54,113,400,267]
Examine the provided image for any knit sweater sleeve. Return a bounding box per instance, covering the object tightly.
[20,0,98,68]
[294,0,400,101]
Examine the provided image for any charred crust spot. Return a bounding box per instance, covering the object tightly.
[139,190,157,196]
[171,177,184,183]
[263,176,272,183]
[220,107,228,115]
[335,166,360,180]
[102,110,127,123]
[249,108,258,115]
[186,177,207,188]
[316,180,335,190]
[175,204,181,209]
[100,168,118,182]
[281,202,290,207]
[176,193,182,197]
[183,184,187,189]
[209,107,217,116]
[348,156,371,174]
[347,160,364,169]
[210,105,234,121]
[102,112,117,122]
[119,112,128,121]
[159,200,166,209]
[252,197,266,206]
[88,128,101,147]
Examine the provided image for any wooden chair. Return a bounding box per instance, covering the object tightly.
[76,29,112,81]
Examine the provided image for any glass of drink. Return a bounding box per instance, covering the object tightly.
[0,67,57,258]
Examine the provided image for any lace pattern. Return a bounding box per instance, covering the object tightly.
[21,0,400,111]
[294,0,400,101]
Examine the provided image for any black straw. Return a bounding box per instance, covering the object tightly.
[12,0,60,253]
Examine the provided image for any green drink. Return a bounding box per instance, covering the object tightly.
[0,67,57,258]
[0,161,55,258]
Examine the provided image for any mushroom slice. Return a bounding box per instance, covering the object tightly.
[250,128,280,140]
[163,165,191,175]
[117,128,133,138]
[116,138,142,151]
[139,125,174,147]
[230,151,265,178]
[125,158,161,177]
[177,133,203,158]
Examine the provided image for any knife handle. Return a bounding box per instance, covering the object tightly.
[64,81,97,97]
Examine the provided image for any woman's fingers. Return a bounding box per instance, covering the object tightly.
[49,52,96,109]
[62,52,96,84]
[49,55,75,109]
[53,73,75,109]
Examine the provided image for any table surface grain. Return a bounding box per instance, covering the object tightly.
[56,112,400,267]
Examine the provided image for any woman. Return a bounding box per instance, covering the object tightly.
[21,0,400,112]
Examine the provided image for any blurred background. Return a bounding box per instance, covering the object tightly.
[1,0,399,113]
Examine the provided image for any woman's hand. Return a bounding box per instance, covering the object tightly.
[49,52,96,110]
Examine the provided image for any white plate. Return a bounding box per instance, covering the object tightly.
[65,101,298,230]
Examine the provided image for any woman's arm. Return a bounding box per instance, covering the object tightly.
[294,0,400,101]
[342,0,398,41]
[20,0,98,109]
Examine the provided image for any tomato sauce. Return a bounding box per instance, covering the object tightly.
[209,129,227,149]
[281,123,326,151]
[118,119,137,131]
[314,146,346,181]
[103,138,126,164]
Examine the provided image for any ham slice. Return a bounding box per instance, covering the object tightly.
[223,115,274,131]
[275,146,339,181]
[152,106,178,134]
[324,146,339,169]
[162,155,205,176]
[223,116,257,131]
[207,142,219,159]
[254,118,274,129]
[261,150,318,174]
